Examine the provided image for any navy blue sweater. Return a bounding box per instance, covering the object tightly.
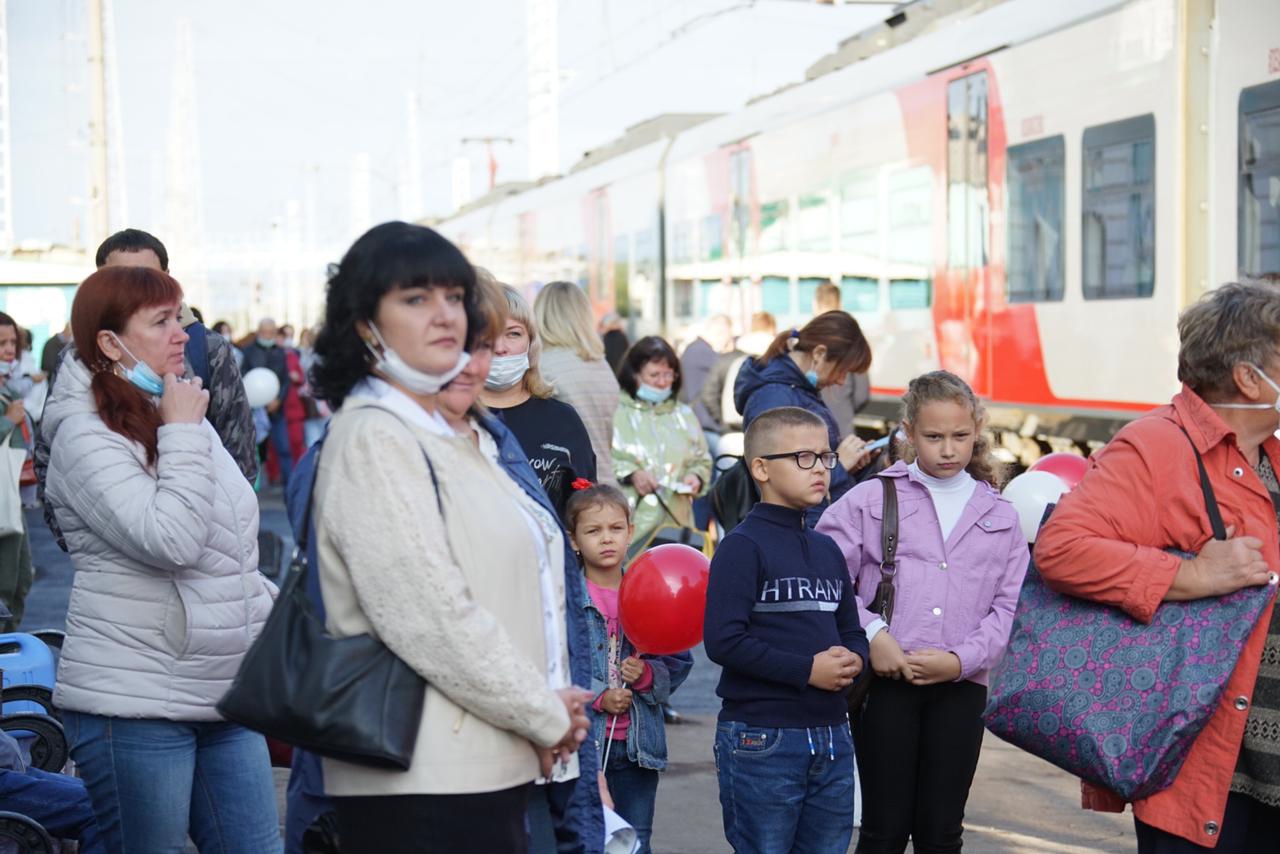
[703,502,869,727]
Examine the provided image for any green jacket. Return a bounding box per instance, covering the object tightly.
[612,394,712,557]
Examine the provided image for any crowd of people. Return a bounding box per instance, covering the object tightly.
[0,221,1277,854]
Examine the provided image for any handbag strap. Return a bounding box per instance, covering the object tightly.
[292,415,444,576]
[875,474,899,605]
[1174,424,1227,542]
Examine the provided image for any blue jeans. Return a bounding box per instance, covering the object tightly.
[268,413,293,486]
[0,765,106,852]
[715,721,855,854]
[605,747,659,854]
[62,711,282,853]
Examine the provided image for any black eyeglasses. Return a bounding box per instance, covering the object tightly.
[760,451,839,470]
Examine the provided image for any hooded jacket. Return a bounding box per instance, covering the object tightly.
[43,357,275,720]
[734,355,852,525]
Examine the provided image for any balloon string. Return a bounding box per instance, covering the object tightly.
[601,714,619,770]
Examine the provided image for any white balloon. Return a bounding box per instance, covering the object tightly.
[1003,470,1070,543]
[242,367,281,409]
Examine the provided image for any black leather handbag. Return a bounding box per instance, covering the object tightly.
[217,447,429,771]
[846,475,898,725]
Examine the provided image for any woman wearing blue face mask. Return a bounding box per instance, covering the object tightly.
[613,336,712,559]
[479,283,598,513]
[734,310,875,527]
[42,266,281,852]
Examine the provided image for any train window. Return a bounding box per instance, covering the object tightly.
[672,279,694,319]
[731,148,752,258]
[761,201,789,253]
[890,278,932,309]
[1006,135,1065,302]
[672,222,695,264]
[1239,80,1280,278]
[614,234,631,318]
[947,73,989,272]
[797,193,832,252]
[761,275,792,316]
[840,171,878,257]
[698,279,720,315]
[887,165,934,307]
[701,214,724,261]
[1082,114,1155,299]
[840,276,879,312]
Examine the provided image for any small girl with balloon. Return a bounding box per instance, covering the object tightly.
[816,370,1029,852]
[567,481,695,854]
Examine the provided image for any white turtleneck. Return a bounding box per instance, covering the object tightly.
[909,460,976,540]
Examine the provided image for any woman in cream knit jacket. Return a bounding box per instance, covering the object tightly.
[307,222,591,853]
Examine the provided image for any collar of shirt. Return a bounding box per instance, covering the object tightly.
[348,376,454,437]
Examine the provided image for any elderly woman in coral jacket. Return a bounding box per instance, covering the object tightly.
[1035,281,1280,852]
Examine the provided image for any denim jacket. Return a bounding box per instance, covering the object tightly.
[583,582,693,772]
[478,412,605,853]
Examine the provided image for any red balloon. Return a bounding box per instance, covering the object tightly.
[619,544,710,655]
[1029,452,1089,490]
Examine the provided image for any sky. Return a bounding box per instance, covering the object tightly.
[8,0,893,258]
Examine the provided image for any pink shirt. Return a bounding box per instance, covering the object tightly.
[587,579,652,739]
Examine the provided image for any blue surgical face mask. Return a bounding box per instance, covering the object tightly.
[111,333,165,397]
[635,383,671,404]
[804,370,820,388]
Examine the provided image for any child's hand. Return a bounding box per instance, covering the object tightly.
[809,646,859,691]
[870,631,913,680]
[598,771,615,810]
[620,656,646,685]
[906,649,962,685]
[3,398,24,426]
[600,687,633,715]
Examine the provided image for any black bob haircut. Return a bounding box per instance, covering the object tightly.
[95,229,169,272]
[617,335,682,399]
[310,222,482,407]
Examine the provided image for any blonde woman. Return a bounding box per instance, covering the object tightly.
[533,281,619,484]
[480,285,597,485]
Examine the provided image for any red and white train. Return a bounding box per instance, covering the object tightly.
[437,0,1280,448]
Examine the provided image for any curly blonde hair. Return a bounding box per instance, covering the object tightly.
[899,370,1006,488]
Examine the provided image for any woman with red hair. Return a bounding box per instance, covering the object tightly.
[42,266,281,852]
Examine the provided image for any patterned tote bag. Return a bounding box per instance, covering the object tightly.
[982,426,1277,800]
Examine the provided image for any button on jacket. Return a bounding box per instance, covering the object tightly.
[1034,386,1279,849]
[816,461,1029,686]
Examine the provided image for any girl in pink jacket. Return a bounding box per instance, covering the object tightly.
[815,370,1029,853]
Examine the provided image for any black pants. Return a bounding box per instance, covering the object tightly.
[854,678,987,854]
[1136,791,1280,853]
[332,783,532,854]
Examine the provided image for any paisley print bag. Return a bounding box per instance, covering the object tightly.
[982,427,1276,800]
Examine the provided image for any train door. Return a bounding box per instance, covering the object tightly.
[944,72,989,389]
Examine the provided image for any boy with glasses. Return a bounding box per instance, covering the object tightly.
[704,405,868,853]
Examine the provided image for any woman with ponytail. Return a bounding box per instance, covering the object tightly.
[815,370,1028,853]
[733,310,874,525]
[42,266,281,851]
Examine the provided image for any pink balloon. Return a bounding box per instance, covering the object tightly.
[1029,452,1089,490]
[619,544,710,655]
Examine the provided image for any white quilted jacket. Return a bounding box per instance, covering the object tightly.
[43,357,275,720]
